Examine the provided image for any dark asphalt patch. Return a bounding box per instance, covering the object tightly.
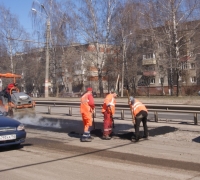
[192,136,200,143]
[26,123,178,141]
[25,137,200,172]
[90,129,103,137]
[149,126,178,136]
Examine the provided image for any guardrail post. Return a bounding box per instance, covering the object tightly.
[93,108,96,118]
[121,110,124,120]
[194,113,198,125]
[48,106,51,114]
[154,111,158,122]
[69,107,72,116]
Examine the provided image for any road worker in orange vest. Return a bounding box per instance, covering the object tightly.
[80,87,95,142]
[101,89,118,140]
[129,96,149,142]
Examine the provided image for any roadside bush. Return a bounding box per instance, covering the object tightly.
[183,86,198,96]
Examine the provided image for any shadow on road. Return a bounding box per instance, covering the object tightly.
[0,144,26,152]
[192,136,200,143]
[115,126,178,140]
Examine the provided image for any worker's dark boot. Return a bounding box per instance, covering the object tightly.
[102,135,111,140]
[88,136,94,140]
[81,132,92,142]
[132,135,140,142]
[81,137,92,142]
[142,132,149,140]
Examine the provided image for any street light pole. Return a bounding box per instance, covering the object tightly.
[121,38,125,97]
[121,32,132,97]
[40,4,51,98]
[32,6,50,98]
[45,17,50,98]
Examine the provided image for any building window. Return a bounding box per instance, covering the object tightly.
[144,66,155,71]
[190,63,195,69]
[189,51,194,57]
[143,53,155,60]
[181,62,188,69]
[159,77,164,84]
[158,42,163,48]
[150,78,155,84]
[159,65,163,71]
[189,37,194,44]
[191,77,196,83]
[159,53,163,59]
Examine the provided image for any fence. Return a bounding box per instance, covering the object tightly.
[44,105,199,125]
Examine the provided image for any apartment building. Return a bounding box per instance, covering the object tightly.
[55,43,119,96]
[136,20,200,96]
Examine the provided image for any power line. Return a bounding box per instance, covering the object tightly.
[6,37,45,45]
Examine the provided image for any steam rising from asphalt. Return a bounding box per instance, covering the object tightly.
[15,115,61,129]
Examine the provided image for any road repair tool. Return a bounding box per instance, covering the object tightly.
[126,87,135,125]
[108,74,119,129]
[92,109,95,130]
[109,106,115,128]
[0,73,35,118]
[115,74,120,92]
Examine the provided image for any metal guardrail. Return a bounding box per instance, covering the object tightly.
[149,109,199,125]
[43,104,199,125]
[36,101,200,111]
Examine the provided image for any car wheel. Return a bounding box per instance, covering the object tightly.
[8,108,14,117]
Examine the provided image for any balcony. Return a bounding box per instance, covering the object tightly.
[142,58,156,65]
[143,71,157,76]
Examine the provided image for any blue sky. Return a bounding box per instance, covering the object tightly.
[0,0,34,34]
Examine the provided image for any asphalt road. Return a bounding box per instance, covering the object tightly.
[0,99,200,180]
[0,123,200,180]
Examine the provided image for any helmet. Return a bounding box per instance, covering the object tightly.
[87,87,93,91]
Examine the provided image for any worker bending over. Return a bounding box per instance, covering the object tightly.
[129,96,148,142]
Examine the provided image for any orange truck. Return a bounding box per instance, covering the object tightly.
[0,73,35,118]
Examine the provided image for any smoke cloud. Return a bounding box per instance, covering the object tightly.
[14,114,61,129]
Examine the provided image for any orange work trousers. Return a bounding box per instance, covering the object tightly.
[103,111,113,136]
[81,112,92,132]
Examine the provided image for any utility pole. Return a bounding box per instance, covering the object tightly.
[121,38,125,97]
[32,5,50,98]
[45,18,50,98]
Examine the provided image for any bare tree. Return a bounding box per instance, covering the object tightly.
[110,1,145,96]
[32,0,76,96]
[71,0,118,97]
[0,4,27,73]
[139,0,200,96]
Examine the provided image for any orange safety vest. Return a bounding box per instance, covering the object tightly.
[80,92,92,114]
[101,94,116,114]
[131,99,147,117]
